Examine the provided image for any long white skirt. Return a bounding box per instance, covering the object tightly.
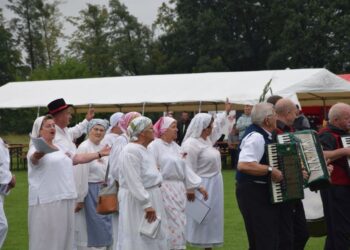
[117,186,169,250]
[0,195,8,248]
[29,199,75,250]
[186,172,224,248]
[161,180,186,249]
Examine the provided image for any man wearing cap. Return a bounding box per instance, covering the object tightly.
[47,98,94,155]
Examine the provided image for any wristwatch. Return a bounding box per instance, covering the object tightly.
[267,166,273,175]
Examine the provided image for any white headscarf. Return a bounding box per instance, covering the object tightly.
[29,116,45,148]
[107,112,124,133]
[182,113,212,144]
[127,116,152,142]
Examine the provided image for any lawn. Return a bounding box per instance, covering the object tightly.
[3,170,325,250]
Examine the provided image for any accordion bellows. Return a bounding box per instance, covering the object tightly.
[278,130,330,191]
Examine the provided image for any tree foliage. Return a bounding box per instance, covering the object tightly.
[0,9,21,86]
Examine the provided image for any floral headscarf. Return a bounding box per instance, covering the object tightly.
[118,112,141,133]
[127,116,152,142]
[153,116,176,138]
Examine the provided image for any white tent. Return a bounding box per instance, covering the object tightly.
[0,68,349,113]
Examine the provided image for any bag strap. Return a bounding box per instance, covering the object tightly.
[104,163,110,184]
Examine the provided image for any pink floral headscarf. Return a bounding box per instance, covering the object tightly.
[118,112,141,133]
[153,116,176,138]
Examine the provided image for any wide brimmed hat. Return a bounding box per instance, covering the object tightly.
[47,98,72,115]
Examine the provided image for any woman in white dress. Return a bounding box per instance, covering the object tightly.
[181,102,231,250]
[102,112,124,148]
[117,116,169,250]
[148,116,208,250]
[27,115,110,250]
[107,112,140,250]
[74,119,113,249]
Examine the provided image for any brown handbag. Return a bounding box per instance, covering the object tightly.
[96,163,119,215]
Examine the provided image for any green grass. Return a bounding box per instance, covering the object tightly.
[3,170,325,249]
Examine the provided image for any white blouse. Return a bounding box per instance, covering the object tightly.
[119,143,162,209]
[101,133,119,148]
[109,134,129,181]
[181,112,227,178]
[27,146,77,206]
[76,139,108,183]
[53,119,89,155]
[0,138,12,185]
[148,138,201,189]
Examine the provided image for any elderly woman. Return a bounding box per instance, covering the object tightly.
[109,112,141,181]
[148,116,208,250]
[105,112,140,250]
[27,115,110,250]
[74,119,113,250]
[102,112,124,148]
[181,102,231,250]
[117,116,169,250]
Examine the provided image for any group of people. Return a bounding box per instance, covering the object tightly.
[236,96,350,250]
[21,98,233,250]
[0,95,349,250]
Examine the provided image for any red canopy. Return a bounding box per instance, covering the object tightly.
[338,74,350,82]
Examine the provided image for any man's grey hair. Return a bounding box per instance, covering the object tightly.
[329,103,350,122]
[251,102,274,126]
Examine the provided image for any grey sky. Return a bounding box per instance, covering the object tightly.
[0,0,167,43]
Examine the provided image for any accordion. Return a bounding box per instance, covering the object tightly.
[267,143,304,204]
[340,135,350,176]
[277,130,330,191]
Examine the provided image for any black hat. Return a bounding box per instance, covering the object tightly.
[47,98,72,115]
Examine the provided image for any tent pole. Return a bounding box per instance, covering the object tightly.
[322,98,327,121]
[199,101,202,113]
[142,102,146,115]
[36,107,40,117]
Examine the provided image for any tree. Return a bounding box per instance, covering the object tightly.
[7,0,44,70]
[68,4,113,77]
[29,57,91,80]
[7,0,63,70]
[108,0,153,75]
[267,0,350,73]
[0,8,21,86]
[152,0,350,73]
[36,0,63,67]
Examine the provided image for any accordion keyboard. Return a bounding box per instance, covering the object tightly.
[267,143,304,203]
[268,144,283,202]
[341,136,350,168]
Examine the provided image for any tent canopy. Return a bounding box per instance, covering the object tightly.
[1,68,350,113]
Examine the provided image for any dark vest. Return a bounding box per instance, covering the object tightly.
[236,124,272,183]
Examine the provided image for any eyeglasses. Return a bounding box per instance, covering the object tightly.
[41,124,56,129]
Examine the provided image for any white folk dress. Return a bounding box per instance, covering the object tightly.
[74,139,110,250]
[0,138,12,248]
[101,132,121,250]
[181,113,226,248]
[27,145,77,250]
[117,143,169,250]
[148,138,201,250]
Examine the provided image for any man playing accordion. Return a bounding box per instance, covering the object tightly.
[236,102,283,250]
[319,103,350,250]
